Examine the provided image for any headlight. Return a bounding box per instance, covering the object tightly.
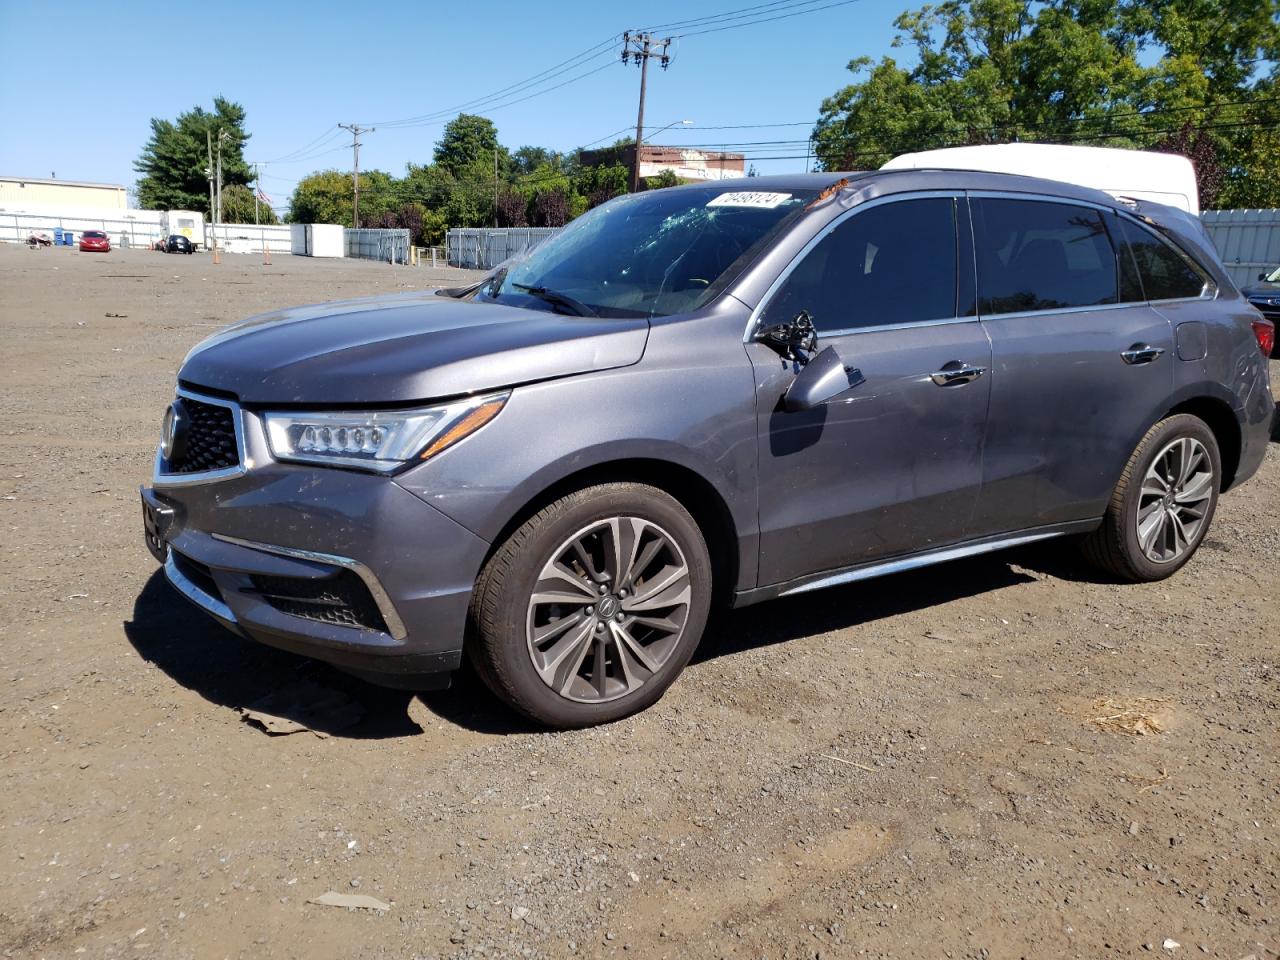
[263,393,508,473]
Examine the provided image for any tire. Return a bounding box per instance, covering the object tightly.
[1080,413,1221,582]
[468,482,712,728]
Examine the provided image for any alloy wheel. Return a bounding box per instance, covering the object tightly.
[1136,436,1215,564]
[526,516,692,703]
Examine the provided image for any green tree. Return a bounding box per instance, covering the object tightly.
[220,183,279,224]
[434,114,505,177]
[135,97,251,212]
[287,170,354,224]
[811,0,1280,208]
[287,169,399,226]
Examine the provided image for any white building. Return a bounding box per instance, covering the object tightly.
[0,175,128,210]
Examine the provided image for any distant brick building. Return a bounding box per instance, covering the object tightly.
[580,144,745,183]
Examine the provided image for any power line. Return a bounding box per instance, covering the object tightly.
[673,0,865,38]
[367,35,623,129]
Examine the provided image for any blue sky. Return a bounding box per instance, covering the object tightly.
[0,0,912,209]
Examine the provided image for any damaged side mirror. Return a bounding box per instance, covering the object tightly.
[759,310,818,364]
[782,345,865,412]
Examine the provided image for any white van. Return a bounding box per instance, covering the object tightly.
[882,143,1200,214]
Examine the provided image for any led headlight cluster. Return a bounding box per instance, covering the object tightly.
[263,393,507,473]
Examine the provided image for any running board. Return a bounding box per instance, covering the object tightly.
[733,520,1098,607]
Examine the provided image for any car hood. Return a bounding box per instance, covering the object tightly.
[178,291,650,405]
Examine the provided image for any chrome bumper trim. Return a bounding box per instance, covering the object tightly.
[164,554,237,623]
[210,533,408,640]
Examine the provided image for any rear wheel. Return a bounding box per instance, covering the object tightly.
[1080,413,1220,581]
[469,483,711,728]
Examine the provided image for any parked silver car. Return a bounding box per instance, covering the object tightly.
[141,172,1275,727]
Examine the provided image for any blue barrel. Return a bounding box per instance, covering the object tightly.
[64,231,75,245]
[53,227,63,245]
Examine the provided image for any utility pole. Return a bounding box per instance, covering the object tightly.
[252,163,261,225]
[215,129,232,226]
[622,31,672,193]
[493,146,499,228]
[338,123,373,228]
[206,129,215,227]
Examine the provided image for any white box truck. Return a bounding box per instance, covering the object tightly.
[882,143,1200,214]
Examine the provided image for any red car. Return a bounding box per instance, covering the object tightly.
[79,230,110,252]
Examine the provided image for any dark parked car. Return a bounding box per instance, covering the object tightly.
[79,229,110,253]
[1241,264,1280,357]
[166,234,195,254]
[140,171,1275,727]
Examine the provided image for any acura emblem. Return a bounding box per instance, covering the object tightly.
[161,399,189,463]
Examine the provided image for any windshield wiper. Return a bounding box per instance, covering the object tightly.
[511,283,598,317]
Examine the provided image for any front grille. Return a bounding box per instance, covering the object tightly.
[168,397,239,474]
[248,572,388,633]
[171,550,222,601]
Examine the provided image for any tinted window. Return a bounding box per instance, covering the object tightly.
[1115,217,1207,301]
[761,197,957,333]
[974,198,1117,314]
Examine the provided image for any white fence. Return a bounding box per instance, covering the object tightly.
[1201,209,1280,288]
[208,223,293,255]
[0,208,164,248]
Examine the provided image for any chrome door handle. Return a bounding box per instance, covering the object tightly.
[1121,344,1165,365]
[930,363,987,386]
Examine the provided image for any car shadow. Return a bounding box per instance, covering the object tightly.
[1272,400,1280,442]
[126,544,1103,737]
[693,552,1038,664]
[125,571,427,740]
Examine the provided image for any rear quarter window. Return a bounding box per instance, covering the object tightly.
[1114,217,1209,301]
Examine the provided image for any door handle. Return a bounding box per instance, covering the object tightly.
[930,362,987,386]
[1121,343,1166,365]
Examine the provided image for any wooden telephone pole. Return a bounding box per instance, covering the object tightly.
[338,124,374,228]
[621,32,672,193]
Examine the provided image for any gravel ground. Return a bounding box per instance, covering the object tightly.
[1,242,1277,960]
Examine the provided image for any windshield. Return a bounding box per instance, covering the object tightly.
[1266,265,1280,283]
[480,185,815,318]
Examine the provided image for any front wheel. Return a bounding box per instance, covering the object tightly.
[468,483,712,728]
[1080,413,1220,582]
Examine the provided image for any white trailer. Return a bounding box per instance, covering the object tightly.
[881,143,1200,214]
[162,210,207,249]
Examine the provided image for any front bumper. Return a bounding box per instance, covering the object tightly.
[140,460,490,682]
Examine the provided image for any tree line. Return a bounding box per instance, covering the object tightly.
[811,0,1280,208]
[134,1,1278,242]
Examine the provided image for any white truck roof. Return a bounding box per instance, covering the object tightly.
[881,143,1199,214]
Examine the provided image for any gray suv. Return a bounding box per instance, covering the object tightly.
[141,171,1275,727]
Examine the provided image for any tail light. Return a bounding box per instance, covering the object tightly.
[1253,318,1275,357]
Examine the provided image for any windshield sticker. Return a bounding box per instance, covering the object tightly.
[706,191,793,209]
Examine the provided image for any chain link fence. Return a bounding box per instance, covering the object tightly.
[346,228,412,264]
[445,228,559,270]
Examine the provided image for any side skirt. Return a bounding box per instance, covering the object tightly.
[732,519,1100,608]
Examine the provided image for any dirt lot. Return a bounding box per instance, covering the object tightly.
[1,241,1277,960]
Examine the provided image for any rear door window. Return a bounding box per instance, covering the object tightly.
[973,198,1118,314]
[1114,217,1208,301]
[760,196,958,333]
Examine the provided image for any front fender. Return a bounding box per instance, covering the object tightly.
[395,318,761,589]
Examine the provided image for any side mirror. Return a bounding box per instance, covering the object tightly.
[1261,272,1269,281]
[783,345,865,412]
